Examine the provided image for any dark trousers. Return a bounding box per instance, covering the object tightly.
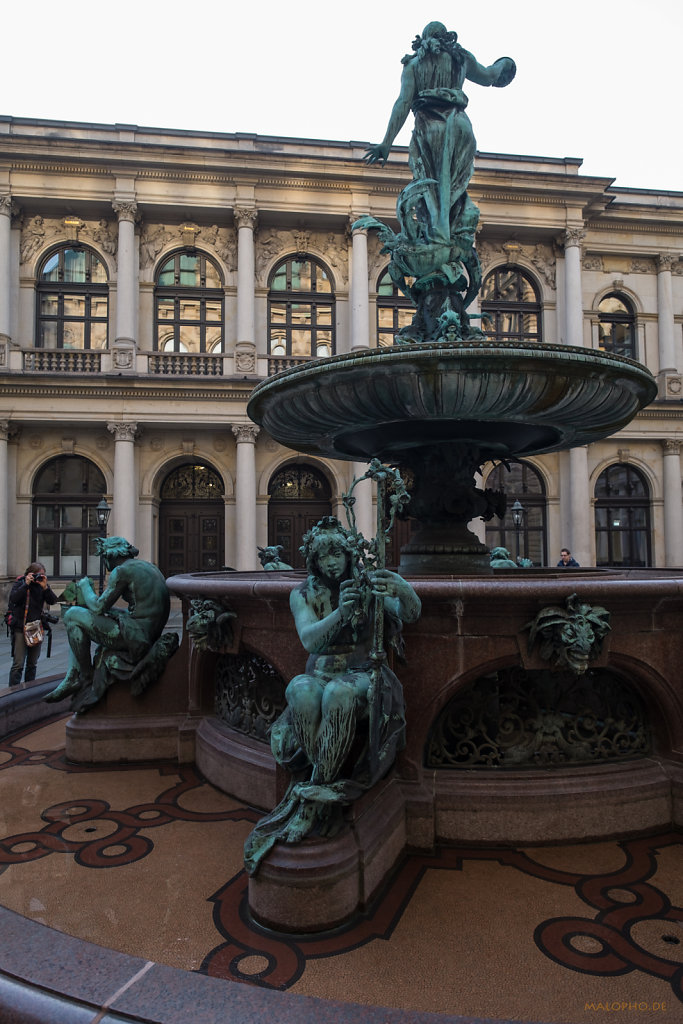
[8,629,42,686]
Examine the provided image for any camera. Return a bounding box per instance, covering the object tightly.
[34,573,46,582]
[42,612,59,625]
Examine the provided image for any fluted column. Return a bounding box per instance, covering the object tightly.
[349,218,369,351]
[662,439,683,566]
[563,226,585,347]
[568,445,591,565]
[112,198,138,371]
[107,422,138,543]
[0,421,9,575]
[234,207,257,346]
[0,195,13,345]
[232,424,260,570]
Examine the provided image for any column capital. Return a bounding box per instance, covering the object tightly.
[107,421,139,442]
[657,253,676,273]
[232,423,260,444]
[0,419,10,442]
[563,226,586,249]
[112,198,138,223]
[234,207,258,232]
[348,214,368,236]
[662,438,681,456]
[0,194,16,219]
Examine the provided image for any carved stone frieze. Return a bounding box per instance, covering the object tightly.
[478,239,556,288]
[582,255,603,273]
[19,214,118,266]
[254,228,348,286]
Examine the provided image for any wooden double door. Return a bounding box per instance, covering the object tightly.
[268,500,331,569]
[159,501,225,577]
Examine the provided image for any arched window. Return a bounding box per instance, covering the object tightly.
[484,459,547,565]
[481,266,542,344]
[155,250,224,353]
[595,463,651,567]
[376,267,414,347]
[36,246,108,349]
[597,293,636,359]
[32,455,107,577]
[268,257,335,361]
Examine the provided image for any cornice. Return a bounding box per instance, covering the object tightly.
[0,379,255,402]
[589,219,683,237]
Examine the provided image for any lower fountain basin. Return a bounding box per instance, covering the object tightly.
[247,341,657,461]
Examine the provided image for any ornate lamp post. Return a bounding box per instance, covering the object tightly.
[511,500,525,562]
[96,498,111,594]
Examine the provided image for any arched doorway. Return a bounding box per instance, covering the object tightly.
[159,462,225,576]
[484,460,548,565]
[267,463,332,569]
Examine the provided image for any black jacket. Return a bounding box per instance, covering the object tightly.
[8,578,58,632]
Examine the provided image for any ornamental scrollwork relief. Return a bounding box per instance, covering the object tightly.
[215,652,287,742]
[20,215,118,266]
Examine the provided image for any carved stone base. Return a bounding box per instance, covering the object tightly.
[248,774,406,933]
[65,713,197,763]
[195,716,279,811]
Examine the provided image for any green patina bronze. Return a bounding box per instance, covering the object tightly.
[44,537,179,713]
[244,462,420,874]
[358,20,515,344]
[524,593,611,675]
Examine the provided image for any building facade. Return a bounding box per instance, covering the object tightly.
[1,116,682,588]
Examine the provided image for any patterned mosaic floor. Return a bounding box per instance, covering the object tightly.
[1,715,682,1022]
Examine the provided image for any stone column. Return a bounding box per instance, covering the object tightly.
[234,207,257,347]
[568,445,591,565]
[351,461,374,540]
[107,422,138,543]
[232,424,260,570]
[349,218,370,351]
[0,195,14,346]
[661,439,683,566]
[656,254,680,398]
[563,226,585,347]
[112,198,138,372]
[0,421,9,576]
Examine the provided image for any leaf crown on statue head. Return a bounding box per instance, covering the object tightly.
[300,517,356,575]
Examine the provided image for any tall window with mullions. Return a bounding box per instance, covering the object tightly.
[595,463,651,567]
[32,456,107,578]
[268,257,335,359]
[480,266,542,344]
[36,246,108,349]
[155,250,224,353]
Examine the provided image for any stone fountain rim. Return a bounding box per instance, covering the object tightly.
[248,339,657,409]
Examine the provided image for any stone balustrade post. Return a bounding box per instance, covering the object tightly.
[107,422,138,543]
[232,424,260,570]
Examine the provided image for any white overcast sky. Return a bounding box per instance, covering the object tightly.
[4,0,682,192]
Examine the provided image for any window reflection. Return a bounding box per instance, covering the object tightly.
[154,250,224,352]
[481,266,542,343]
[36,246,108,350]
[597,293,636,359]
[268,257,335,359]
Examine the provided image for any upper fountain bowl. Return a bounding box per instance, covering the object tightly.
[247,341,657,463]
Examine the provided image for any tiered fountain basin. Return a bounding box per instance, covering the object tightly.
[247,341,658,462]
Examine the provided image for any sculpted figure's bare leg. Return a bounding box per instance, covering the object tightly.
[45,607,98,702]
[285,675,323,768]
